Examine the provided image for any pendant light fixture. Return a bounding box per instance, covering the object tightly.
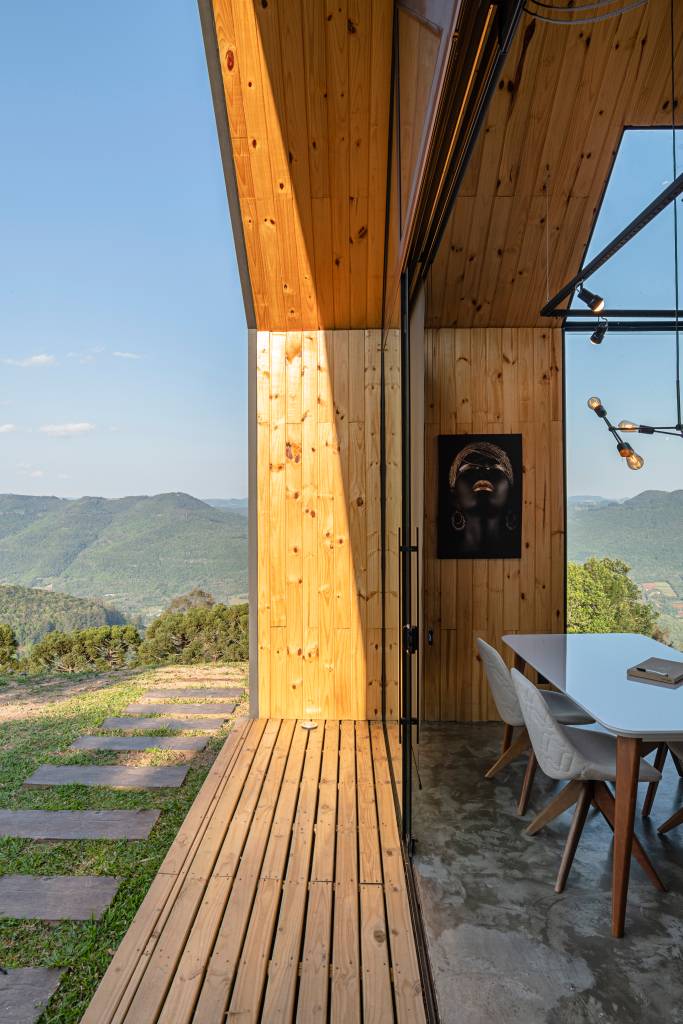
[582,0,682,469]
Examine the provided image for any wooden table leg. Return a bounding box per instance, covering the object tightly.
[612,736,641,938]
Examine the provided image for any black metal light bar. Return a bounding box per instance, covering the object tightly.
[564,320,683,333]
[541,171,683,318]
[555,308,683,319]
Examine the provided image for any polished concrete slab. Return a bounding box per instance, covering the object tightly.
[411,724,683,1024]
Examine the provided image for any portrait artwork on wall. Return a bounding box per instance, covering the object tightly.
[437,434,523,559]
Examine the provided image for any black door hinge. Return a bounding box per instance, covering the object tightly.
[403,624,419,655]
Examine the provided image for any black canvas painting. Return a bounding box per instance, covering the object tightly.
[437,434,523,559]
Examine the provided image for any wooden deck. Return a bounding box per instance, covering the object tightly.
[82,717,426,1024]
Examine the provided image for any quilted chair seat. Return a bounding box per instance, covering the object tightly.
[511,669,660,784]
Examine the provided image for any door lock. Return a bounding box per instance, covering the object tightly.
[403,624,419,655]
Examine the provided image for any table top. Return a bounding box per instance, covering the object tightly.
[502,632,683,739]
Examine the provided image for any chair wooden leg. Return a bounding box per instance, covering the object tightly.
[525,779,582,836]
[671,750,683,778]
[657,805,683,835]
[517,751,538,817]
[484,728,529,779]
[593,782,667,894]
[501,723,514,754]
[555,783,592,893]
[641,743,668,819]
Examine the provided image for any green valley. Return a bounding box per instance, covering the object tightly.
[0,493,248,622]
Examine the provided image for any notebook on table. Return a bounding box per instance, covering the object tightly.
[627,657,683,688]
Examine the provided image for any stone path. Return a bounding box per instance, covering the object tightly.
[0,809,160,840]
[71,735,208,752]
[143,687,242,699]
[0,875,121,921]
[25,765,189,789]
[0,968,63,1024]
[101,715,223,732]
[1,666,243,1015]
[123,702,235,716]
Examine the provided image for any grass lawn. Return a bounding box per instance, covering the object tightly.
[0,662,248,1023]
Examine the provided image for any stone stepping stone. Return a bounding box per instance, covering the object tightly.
[24,765,189,790]
[0,968,62,1023]
[101,716,222,732]
[71,735,207,752]
[0,809,160,840]
[123,702,235,716]
[0,875,120,920]
[143,687,242,699]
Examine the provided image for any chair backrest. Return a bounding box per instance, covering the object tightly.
[510,668,583,781]
[476,639,523,726]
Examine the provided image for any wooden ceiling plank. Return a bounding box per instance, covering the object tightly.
[494,19,549,198]
[254,0,293,199]
[256,197,288,327]
[230,0,276,201]
[278,0,319,327]
[213,0,248,141]
[275,193,303,327]
[303,0,331,199]
[349,0,372,201]
[552,17,624,204]
[472,194,514,327]
[568,5,650,200]
[326,0,351,327]
[367,0,393,325]
[240,197,269,326]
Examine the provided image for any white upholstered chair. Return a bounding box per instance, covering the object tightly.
[511,668,665,894]
[477,638,594,815]
[642,741,683,835]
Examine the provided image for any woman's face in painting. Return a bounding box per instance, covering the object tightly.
[450,446,511,514]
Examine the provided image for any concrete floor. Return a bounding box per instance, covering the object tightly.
[411,723,683,1024]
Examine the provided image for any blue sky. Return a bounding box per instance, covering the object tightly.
[566,128,683,499]
[0,2,247,499]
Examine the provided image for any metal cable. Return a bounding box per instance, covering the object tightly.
[523,0,647,25]
[526,0,640,11]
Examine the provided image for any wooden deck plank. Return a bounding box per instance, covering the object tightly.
[370,725,426,1024]
[0,875,120,921]
[0,968,62,1024]
[360,884,394,1024]
[71,736,207,752]
[331,720,361,1023]
[80,718,254,1024]
[155,722,306,1024]
[0,810,160,841]
[123,703,235,717]
[24,765,188,790]
[121,720,285,1024]
[259,724,325,1020]
[192,721,297,1023]
[82,718,427,1024]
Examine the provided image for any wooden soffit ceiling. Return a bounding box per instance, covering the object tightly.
[426,0,683,328]
[208,0,393,331]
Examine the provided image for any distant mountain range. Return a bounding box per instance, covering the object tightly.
[568,489,683,587]
[203,498,248,515]
[0,493,248,621]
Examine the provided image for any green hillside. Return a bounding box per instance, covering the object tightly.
[568,489,683,647]
[0,584,128,646]
[0,493,248,621]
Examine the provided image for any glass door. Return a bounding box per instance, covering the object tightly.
[399,274,425,848]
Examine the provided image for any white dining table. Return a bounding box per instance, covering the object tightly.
[502,631,683,937]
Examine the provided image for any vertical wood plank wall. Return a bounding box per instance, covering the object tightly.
[423,326,565,721]
[256,328,400,720]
